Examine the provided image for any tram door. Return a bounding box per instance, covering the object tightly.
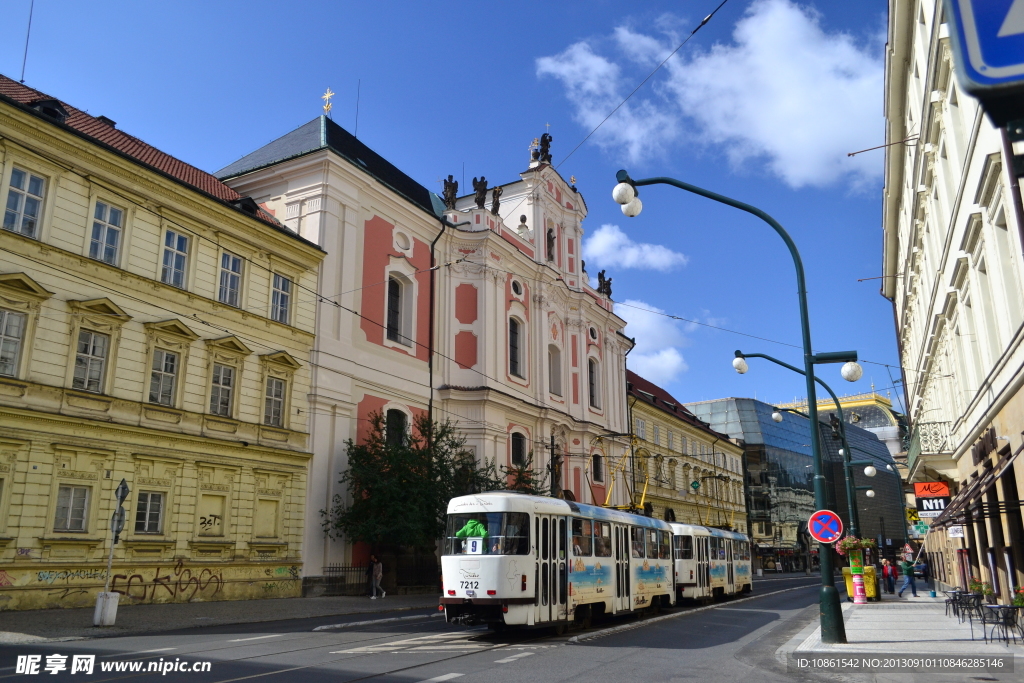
[726,540,735,593]
[535,514,567,624]
[697,536,710,597]
[614,525,629,613]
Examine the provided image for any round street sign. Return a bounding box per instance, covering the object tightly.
[807,509,844,544]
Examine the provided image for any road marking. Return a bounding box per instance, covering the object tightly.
[313,613,443,631]
[228,634,285,642]
[568,582,819,643]
[418,675,464,683]
[108,647,177,657]
[331,630,489,654]
[494,652,535,664]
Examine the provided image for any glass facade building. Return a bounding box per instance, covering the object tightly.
[687,398,906,571]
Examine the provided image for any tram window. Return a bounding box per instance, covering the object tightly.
[572,518,592,556]
[445,512,530,555]
[709,537,717,559]
[674,535,693,560]
[717,539,726,560]
[594,522,612,557]
[559,564,567,604]
[542,565,549,606]
[542,519,549,560]
[631,527,645,558]
[647,530,659,559]
[658,531,671,560]
[558,519,567,560]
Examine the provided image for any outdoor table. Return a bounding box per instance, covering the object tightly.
[982,605,1020,645]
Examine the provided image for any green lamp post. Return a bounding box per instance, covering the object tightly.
[612,170,852,643]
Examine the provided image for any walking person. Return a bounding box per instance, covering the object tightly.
[916,558,930,592]
[371,556,385,599]
[881,559,898,594]
[366,555,376,597]
[898,556,918,597]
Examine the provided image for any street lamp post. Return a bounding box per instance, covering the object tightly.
[613,170,850,643]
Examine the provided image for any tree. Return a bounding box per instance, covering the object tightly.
[321,412,505,548]
[501,451,547,495]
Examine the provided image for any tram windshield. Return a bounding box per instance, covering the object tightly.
[444,513,530,555]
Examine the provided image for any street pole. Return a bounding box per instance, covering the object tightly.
[550,435,558,498]
[614,171,847,643]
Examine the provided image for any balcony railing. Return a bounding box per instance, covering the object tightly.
[907,421,951,472]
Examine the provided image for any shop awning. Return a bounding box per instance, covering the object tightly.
[933,438,1023,526]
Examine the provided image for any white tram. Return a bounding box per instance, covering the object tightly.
[669,523,752,602]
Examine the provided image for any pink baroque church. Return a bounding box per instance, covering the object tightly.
[218,119,632,590]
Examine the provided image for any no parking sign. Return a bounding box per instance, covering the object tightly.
[807,509,844,544]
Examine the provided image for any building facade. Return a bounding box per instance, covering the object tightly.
[218,123,633,590]
[626,371,745,532]
[0,76,324,610]
[882,1,1024,599]
[781,390,908,459]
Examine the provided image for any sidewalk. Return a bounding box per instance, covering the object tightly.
[0,593,441,643]
[778,589,1024,668]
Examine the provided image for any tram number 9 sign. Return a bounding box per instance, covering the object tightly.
[466,537,484,555]
[807,509,844,544]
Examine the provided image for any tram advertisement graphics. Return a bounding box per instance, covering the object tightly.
[568,557,612,598]
[631,559,670,606]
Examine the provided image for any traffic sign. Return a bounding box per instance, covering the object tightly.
[944,0,1024,124]
[807,509,843,544]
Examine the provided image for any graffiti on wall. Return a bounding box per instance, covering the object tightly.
[110,560,224,602]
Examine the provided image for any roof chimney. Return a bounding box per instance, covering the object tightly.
[96,115,116,128]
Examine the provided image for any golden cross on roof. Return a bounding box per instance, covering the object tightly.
[570,175,576,185]
[322,87,335,115]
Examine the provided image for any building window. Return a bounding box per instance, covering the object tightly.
[161,230,189,288]
[264,376,286,427]
[3,167,45,238]
[548,345,562,396]
[653,425,660,446]
[511,432,527,467]
[271,274,292,324]
[209,364,234,417]
[386,277,402,343]
[588,358,600,408]
[509,318,523,378]
[218,251,243,307]
[592,454,604,482]
[134,491,163,534]
[89,201,124,265]
[0,309,26,377]
[635,419,646,440]
[148,349,178,406]
[54,485,89,532]
[72,330,109,393]
[668,431,674,451]
[385,409,408,447]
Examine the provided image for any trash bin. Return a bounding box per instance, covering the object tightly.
[842,565,879,601]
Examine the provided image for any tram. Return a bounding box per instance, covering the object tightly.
[440,492,751,630]
[669,523,752,602]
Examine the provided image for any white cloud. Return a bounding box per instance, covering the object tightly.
[616,299,689,382]
[538,0,883,188]
[536,43,680,163]
[583,224,688,271]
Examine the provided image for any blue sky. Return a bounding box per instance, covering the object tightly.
[2,0,901,412]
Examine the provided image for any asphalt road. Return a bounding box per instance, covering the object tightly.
[0,576,855,683]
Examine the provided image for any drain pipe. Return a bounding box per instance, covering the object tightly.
[428,215,471,442]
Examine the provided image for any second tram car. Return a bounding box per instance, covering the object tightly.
[669,523,752,602]
[440,492,752,630]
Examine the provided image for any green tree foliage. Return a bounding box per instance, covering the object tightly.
[501,451,547,495]
[321,412,507,548]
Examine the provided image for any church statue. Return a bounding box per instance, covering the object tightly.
[490,185,503,215]
[581,259,586,273]
[442,174,458,210]
[546,228,556,261]
[530,138,541,162]
[472,176,488,209]
[597,270,613,297]
[539,132,553,163]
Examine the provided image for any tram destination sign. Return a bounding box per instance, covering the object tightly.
[807,509,843,544]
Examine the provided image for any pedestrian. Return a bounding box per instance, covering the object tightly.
[898,556,918,597]
[366,555,376,597]
[916,558,930,591]
[881,559,898,594]
[371,556,385,599]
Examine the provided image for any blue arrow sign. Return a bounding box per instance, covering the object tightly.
[946,0,1024,89]
[807,509,843,544]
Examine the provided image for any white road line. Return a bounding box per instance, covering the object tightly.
[494,652,535,664]
[313,613,443,631]
[568,582,819,643]
[227,634,285,642]
[419,675,464,683]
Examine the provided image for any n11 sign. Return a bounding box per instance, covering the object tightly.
[916,496,951,518]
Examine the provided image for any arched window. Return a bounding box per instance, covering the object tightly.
[509,318,523,378]
[587,358,600,408]
[511,432,527,467]
[386,277,406,344]
[548,345,562,396]
[592,453,604,483]
[385,408,408,447]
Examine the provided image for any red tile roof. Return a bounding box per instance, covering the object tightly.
[626,369,731,440]
[0,75,282,228]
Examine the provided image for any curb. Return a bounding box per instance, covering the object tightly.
[568,582,818,644]
[313,612,444,631]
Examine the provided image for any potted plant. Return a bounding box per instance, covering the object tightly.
[834,536,878,557]
[1013,587,1024,607]
[968,577,994,597]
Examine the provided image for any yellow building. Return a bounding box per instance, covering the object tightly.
[0,76,324,610]
[626,372,746,532]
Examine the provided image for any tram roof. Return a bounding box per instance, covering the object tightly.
[669,522,749,541]
[448,492,671,529]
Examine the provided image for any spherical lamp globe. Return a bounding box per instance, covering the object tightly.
[621,197,643,217]
[612,182,636,205]
[771,411,783,423]
[732,357,749,374]
[864,465,877,477]
[865,489,876,498]
[840,361,864,382]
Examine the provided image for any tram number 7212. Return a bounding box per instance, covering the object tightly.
[459,581,479,589]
